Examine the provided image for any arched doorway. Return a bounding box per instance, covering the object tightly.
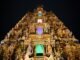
[35,44,44,56]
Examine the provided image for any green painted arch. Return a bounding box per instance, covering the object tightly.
[35,44,44,54]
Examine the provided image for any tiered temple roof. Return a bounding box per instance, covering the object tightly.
[0,6,80,60]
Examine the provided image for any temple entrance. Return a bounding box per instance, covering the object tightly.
[35,44,44,56]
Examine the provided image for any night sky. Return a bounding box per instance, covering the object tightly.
[0,0,80,42]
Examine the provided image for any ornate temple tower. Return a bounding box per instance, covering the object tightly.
[0,6,80,60]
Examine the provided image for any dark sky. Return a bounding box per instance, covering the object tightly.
[0,0,80,42]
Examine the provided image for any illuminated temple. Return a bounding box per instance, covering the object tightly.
[0,6,80,60]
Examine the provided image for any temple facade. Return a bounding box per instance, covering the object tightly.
[0,6,80,60]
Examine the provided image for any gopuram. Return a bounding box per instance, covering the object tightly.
[0,6,80,60]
